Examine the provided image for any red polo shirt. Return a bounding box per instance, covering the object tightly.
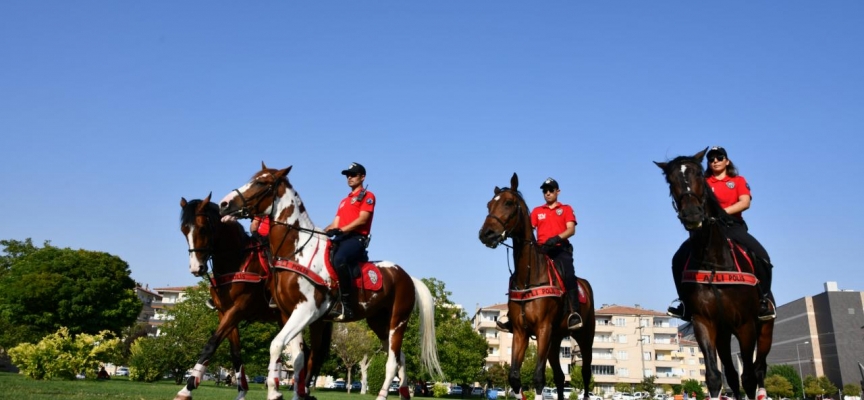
[530,203,577,244]
[254,215,270,236]
[335,188,376,236]
[706,175,751,220]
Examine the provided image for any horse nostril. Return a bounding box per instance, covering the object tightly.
[220,201,229,210]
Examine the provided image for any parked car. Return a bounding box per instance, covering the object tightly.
[472,387,485,396]
[251,376,266,384]
[115,367,130,376]
[330,380,347,389]
[653,395,669,400]
[580,390,602,400]
[450,386,464,395]
[390,383,401,393]
[614,393,635,400]
[351,381,362,391]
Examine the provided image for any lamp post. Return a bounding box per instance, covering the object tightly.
[797,341,810,399]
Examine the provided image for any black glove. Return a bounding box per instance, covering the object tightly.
[325,228,343,237]
[544,236,563,248]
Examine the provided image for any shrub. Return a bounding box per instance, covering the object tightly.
[127,336,168,382]
[433,382,449,397]
[8,327,121,380]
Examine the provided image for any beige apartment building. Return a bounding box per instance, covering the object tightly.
[472,303,706,396]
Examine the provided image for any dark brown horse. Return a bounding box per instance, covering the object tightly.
[178,194,286,400]
[478,173,595,400]
[218,164,442,400]
[655,149,774,400]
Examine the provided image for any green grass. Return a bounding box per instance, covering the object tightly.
[0,372,380,400]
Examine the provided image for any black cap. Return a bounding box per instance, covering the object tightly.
[706,146,728,158]
[341,162,366,176]
[540,177,559,190]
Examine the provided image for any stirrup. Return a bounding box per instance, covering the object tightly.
[333,302,353,321]
[268,298,278,309]
[205,298,216,310]
[567,312,583,330]
[758,298,776,321]
[666,299,685,319]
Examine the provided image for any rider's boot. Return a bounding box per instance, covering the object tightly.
[667,260,689,321]
[206,298,217,310]
[755,257,775,321]
[566,288,583,330]
[666,300,686,320]
[334,265,354,321]
[496,317,512,333]
[758,293,776,321]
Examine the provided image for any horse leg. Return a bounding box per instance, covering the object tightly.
[532,325,555,399]
[368,312,410,400]
[289,335,309,400]
[573,330,594,400]
[509,330,530,399]
[174,310,242,400]
[715,329,740,400]
[225,327,251,400]
[546,336,565,400]
[265,306,318,400]
[302,320,333,400]
[693,318,723,400]
[751,320,774,400]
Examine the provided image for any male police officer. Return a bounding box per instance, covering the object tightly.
[324,162,376,321]
[497,178,582,332]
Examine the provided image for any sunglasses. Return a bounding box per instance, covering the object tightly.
[345,173,359,178]
[542,188,556,194]
[708,155,726,162]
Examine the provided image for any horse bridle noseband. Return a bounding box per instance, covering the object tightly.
[187,211,217,275]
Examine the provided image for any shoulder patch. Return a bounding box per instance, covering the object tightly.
[366,198,374,205]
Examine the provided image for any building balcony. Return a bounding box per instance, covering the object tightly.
[476,320,497,329]
[652,342,680,351]
[595,324,616,332]
[652,359,682,368]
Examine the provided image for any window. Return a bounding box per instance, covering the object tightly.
[593,349,613,360]
[618,368,629,377]
[700,369,706,376]
[617,335,628,344]
[595,334,613,343]
[643,352,651,361]
[644,369,653,378]
[561,347,571,358]
[597,318,612,326]
[688,359,696,365]
[690,370,697,377]
[689,347,696,355]
[641,335,650,344]
[591,365,615,375]
[617,351,629,360]
[699,358,705,365]
[614,317,627,327]
[640,318,650,327]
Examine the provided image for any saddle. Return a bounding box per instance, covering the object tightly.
[325,240,382,291]
[508,256,587,303]
[681,239,759,286]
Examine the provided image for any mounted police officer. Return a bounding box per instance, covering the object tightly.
[324,162,376,321]
[498,177,583,332]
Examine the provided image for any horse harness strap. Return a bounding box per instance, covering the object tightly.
[209,243,271,287]
[508,257,566,302]
[272,258,334,288]
[682,238,759,286]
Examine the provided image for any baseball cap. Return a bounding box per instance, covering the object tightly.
[706,146,728,158]
[540,177,559,190]
[341,162,366,176]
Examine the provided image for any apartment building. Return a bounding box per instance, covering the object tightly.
[150,286,193,336]
[472,303,706,395]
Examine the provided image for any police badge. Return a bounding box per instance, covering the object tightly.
[726,181,735,189]
[556,209,563,216]
[367,270,378,285]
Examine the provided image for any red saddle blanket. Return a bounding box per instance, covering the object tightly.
[324,241,383,291]
[681,239,759,286]
[509,257,587,303]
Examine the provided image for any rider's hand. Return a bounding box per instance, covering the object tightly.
[544,236,562,247]
[221,215,237,223]
[325,228,343,237]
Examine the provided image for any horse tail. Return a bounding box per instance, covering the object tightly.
[412,276,444,379]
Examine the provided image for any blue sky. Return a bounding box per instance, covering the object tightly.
[2,1,862,317]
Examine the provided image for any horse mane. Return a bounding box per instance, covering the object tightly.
[662,155,737,227]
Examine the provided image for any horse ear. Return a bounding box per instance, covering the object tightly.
[276,165,293,178]
[203,192,212,204]
[261,161,269,170]
[180,197,187,208]
[694,147,709,162]
[654,161,668,170]
[494,186,501,194]
[510,173,519,191]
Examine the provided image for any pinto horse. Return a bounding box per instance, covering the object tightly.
[178,194,299,400]
[218,164,443,400]
[478,173,596,400]
[655,149,774,400]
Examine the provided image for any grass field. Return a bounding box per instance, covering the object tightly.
[0,372,379,400]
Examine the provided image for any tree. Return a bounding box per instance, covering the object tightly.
[616,383,633,393]
[769,364,804,399]
[331,321,378,393]
[765,375,794,399]
[402,278,487,383]
[8,327,121,380]
[817,376,838,399]
[843,384,861,398]
[519,343,555,390]
[483,363,511,388]
[640,376,657,395]
[570,365,595,391]
[0,239,141,349]
[681,379,704,400]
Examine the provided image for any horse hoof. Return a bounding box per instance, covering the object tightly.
[173,396,192,400]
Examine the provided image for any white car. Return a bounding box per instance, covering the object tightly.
[472,387,485,397]
[614,393,635,400]
[115,367,130,376]
[542,387,577,400]
[580,391,602,400]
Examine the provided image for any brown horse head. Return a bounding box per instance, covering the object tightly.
[654,147,715,230]
[219,162,293,220]
[479,173,532,248]
[180,192,219,277]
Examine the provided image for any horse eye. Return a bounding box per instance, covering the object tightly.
[505,200,514,206]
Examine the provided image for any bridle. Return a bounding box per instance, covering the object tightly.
[670,162,707,223]
[224,178,283,220]
[187,211,217,276]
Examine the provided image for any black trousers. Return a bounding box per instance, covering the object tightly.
[671,221,772,296]
[546,245,577,292]
[332,234,367,275]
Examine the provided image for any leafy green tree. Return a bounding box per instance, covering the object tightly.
[769,364,804,398]
[817,376,838,399]
[570,365,595,391]
[640,376,657,395]
[671,384,682,395]
[681,379,704,400]
[483,363,510,388]
[519,343,555,391]
[331,321,378,393]
[765,375,794,399]
[366,352,389,395]
[0,240,141,349]
[843,384,861,397]
[804,376,820,398]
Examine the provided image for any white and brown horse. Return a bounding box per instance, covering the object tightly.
[218,164,442,400]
